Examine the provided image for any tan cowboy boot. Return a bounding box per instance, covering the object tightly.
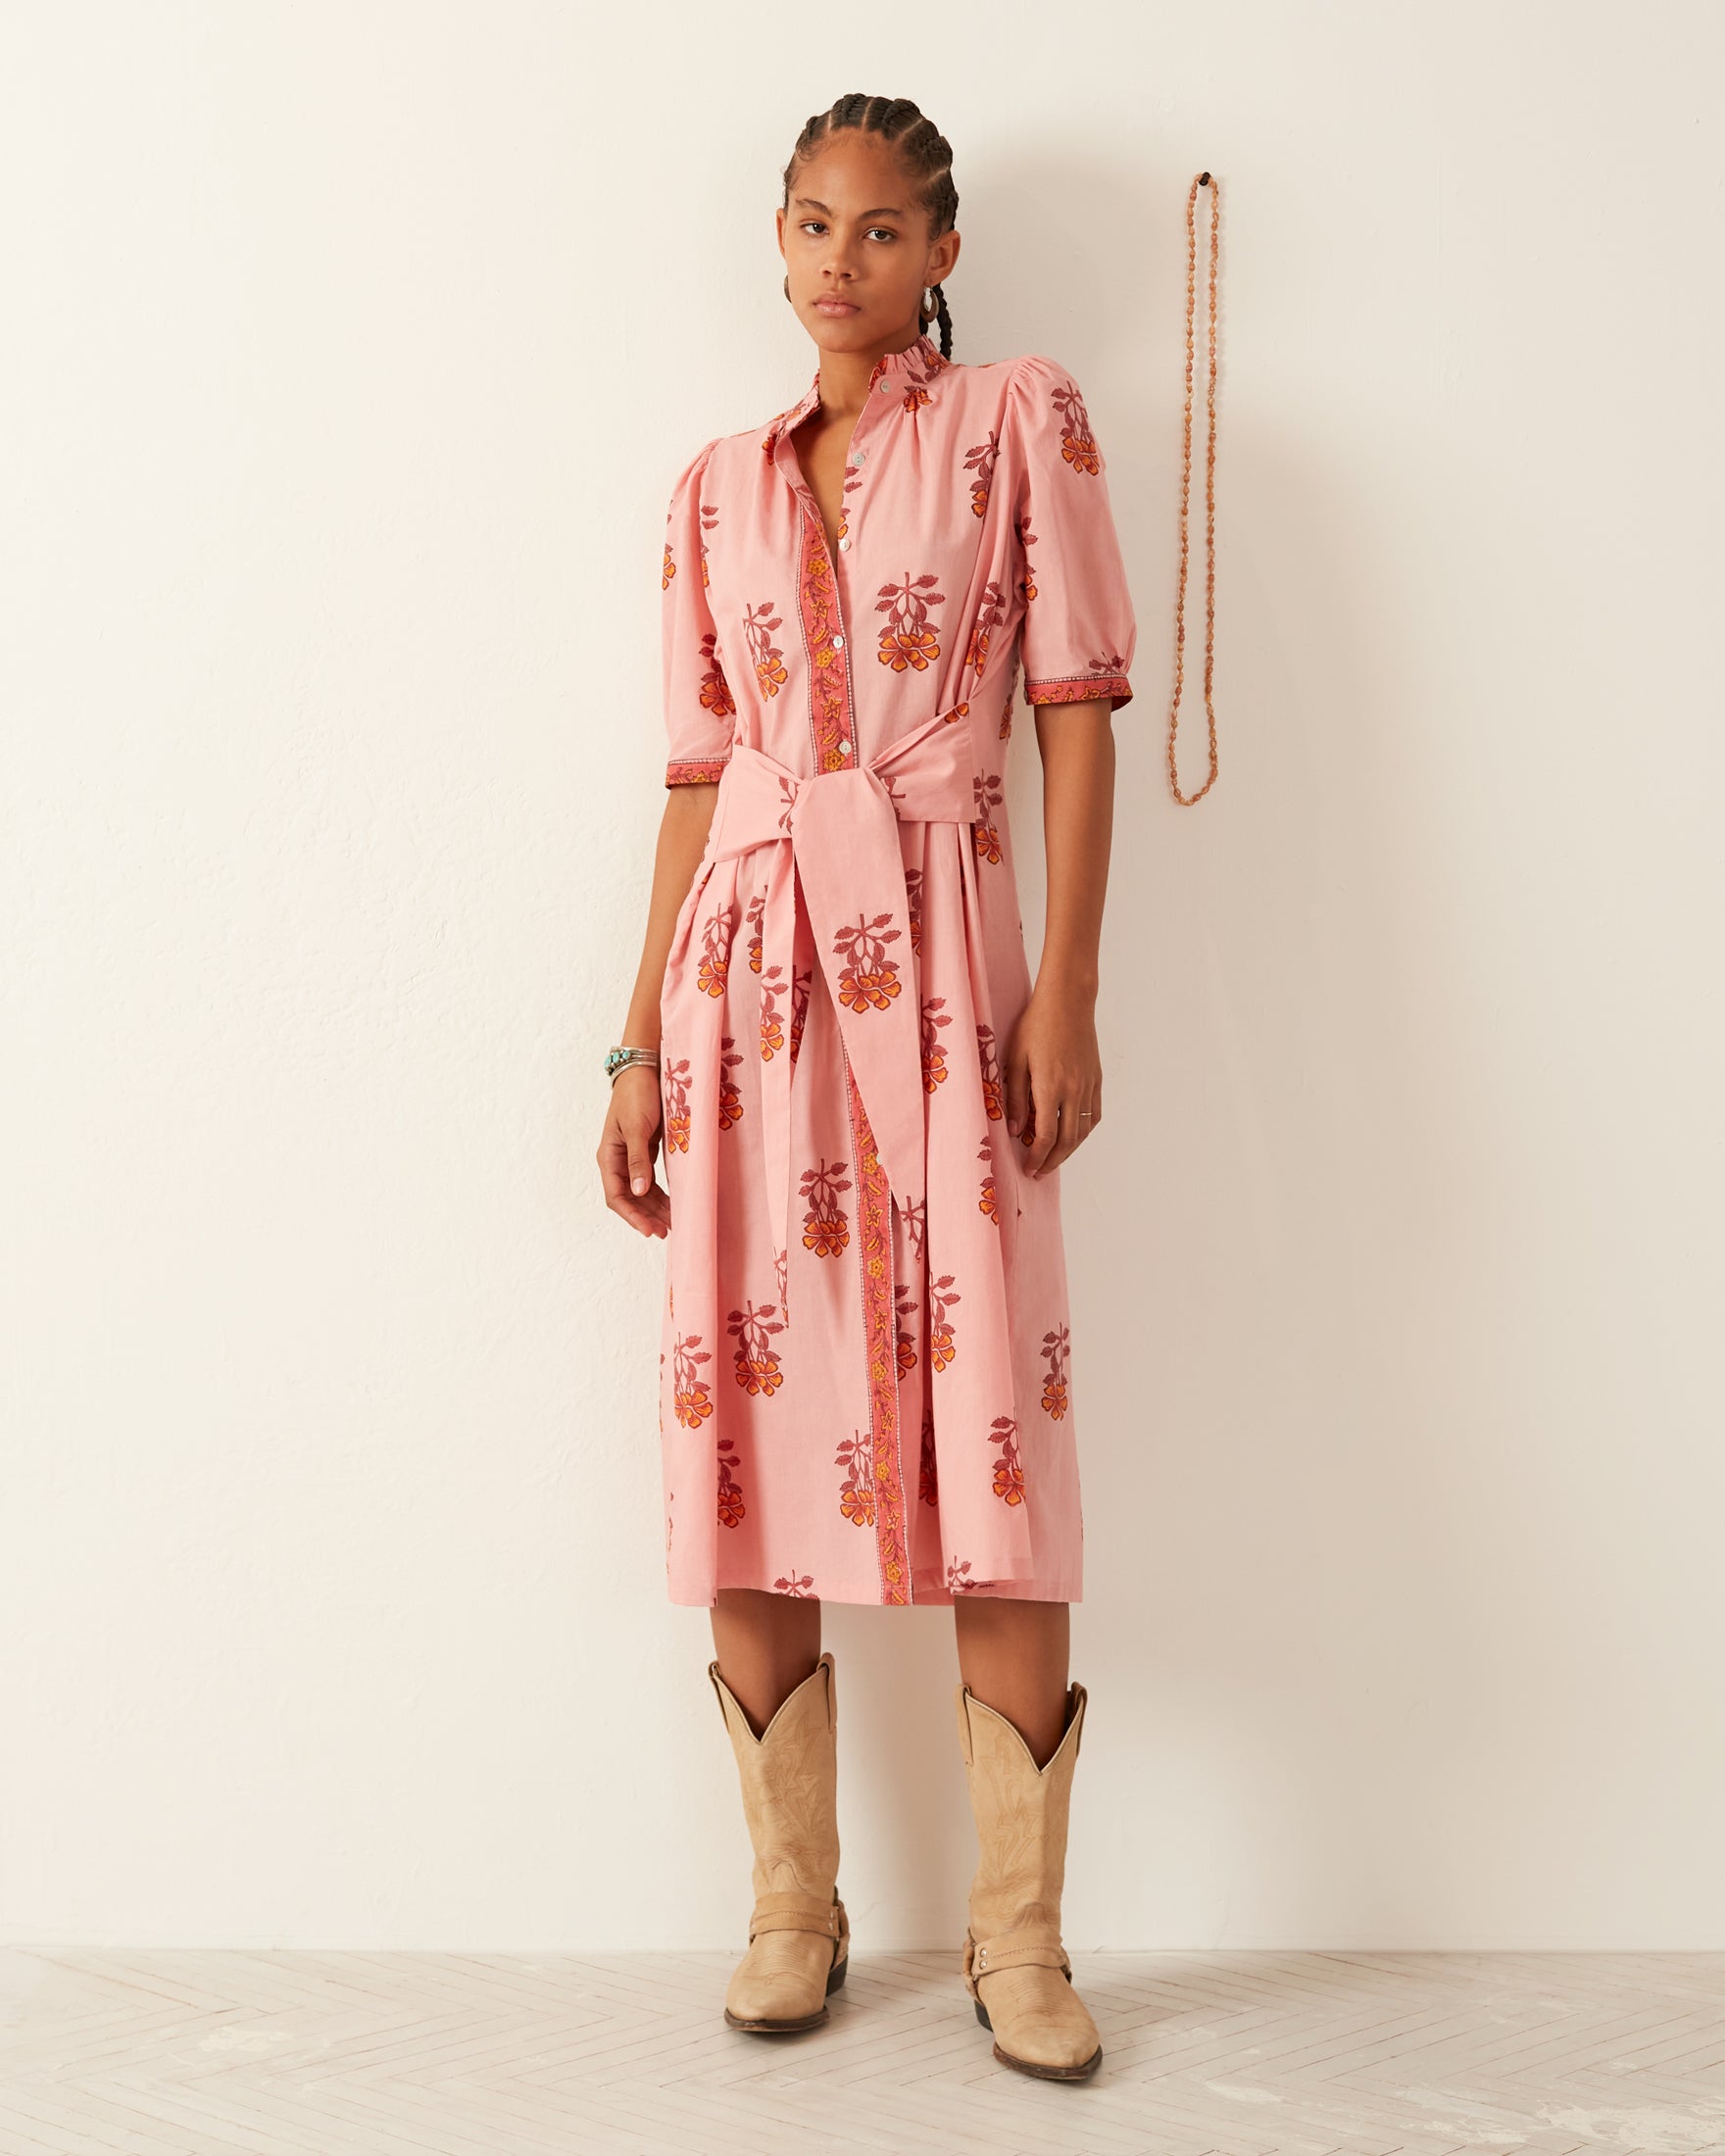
[954,1676,1103,2081]
[709,1649,850,2033]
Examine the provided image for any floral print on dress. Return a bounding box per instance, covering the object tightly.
[978,1132,1001,1225]
[717,1038,744,1131]
[876,571,945,673]
[895,1286,918,1379]
[1052,378,1101,475]
[760,964,789,1060]
[976,1026,1005,1122]
[697,631,736,722]
[966,581,1007,678]
[696,903,734,1000]
[1040,1322,1071,1419]
[789,965,813,1064]
[927,1271,961,1374]
[800,1156,853,1257]
[920,995,952,1093]
[670,1331,714,1429]
[989,1414,1025,1505]
[663,1055,693,1155]
[963,431,999,518]
[730,1300,785,1397]
[835,1430,874,1527]
[717,1435,746,1528]
[745,600,788,701]
[832,911,904,1013]
[972,774,1005,865]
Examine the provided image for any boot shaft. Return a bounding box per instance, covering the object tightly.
[710,1650,841,1902]
[954,1680,1087,1937]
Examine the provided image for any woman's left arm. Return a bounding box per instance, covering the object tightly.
[1004,697,1117,1176]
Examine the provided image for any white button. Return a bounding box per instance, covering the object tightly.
[838,741,852,756]
[854,449,867,465]
[832,634,845,649]
[838,535,850,551]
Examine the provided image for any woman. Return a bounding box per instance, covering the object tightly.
[598,92,1136,2084]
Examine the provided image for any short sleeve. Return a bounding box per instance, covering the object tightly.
[1007,353,1137,710]
[661,435,738,785]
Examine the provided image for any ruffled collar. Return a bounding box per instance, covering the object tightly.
[761,332,949,454]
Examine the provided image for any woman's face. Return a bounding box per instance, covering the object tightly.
[776,134,960,360]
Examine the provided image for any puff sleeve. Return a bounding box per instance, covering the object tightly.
[660,435,738,784]
[1007,353,1137,710]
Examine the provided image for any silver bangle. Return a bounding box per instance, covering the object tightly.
[605,1045,661,1083]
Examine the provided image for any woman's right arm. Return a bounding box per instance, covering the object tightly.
[596,781,719,1238]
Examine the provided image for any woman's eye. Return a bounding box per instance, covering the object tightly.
[796,221,899,242]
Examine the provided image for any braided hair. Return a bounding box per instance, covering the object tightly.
[781,94,960,359]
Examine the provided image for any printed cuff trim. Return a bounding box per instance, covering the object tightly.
[665,753,732,785]
[1023,674,1133,710]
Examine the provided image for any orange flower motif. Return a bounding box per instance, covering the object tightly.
[921,995,951,1092]
[1040,1325,1071,1421]
[1052,381,1103,475]
[989,1415,1025,1505]
[835,1432,875,1526]
[976,1026,1005,1122]
[832,912,903,1013]
[696,903,735,1001]
[696,627,736,719]
[662,1055,693,1154]
[717,1038,744,1132]
[717,1436,746,1528]
[926,1271,961,1373]
[972,773,1005,868]
[729,1299,786,1398]
[874,571,944,674]
[800,1155,853,1258]
[744,598,787,701]
[878,624,941,673]
[670,1332,714,1430]
[977,1133,1001,1225]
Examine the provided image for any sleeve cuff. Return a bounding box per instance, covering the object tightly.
[1023,673,1133,710]
[665,753,731,786]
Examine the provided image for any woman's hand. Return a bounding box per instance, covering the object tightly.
[598,1065,670,1237]
[1003,983,1103,1178]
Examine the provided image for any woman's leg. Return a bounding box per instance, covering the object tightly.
[951,1595,1070,1765]
[711,1587,822,1735]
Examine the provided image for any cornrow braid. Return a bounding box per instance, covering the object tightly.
[781,93,960,359]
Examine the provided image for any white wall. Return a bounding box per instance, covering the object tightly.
[4,0,1722,1953]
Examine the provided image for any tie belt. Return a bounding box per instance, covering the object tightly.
[703,703,977,1307]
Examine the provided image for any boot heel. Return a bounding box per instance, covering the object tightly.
[825,1953,848,1995]
[974,1996,993,2031]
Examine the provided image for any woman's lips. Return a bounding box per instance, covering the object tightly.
[814,297,861,316]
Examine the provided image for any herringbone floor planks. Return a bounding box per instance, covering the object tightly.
[2,1947,1723,2155]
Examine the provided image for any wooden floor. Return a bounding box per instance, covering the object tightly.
[3,1946,1723,2155]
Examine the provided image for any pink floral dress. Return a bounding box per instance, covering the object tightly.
[655,331,1136,1607]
